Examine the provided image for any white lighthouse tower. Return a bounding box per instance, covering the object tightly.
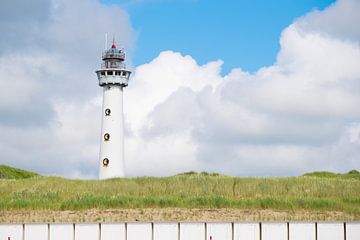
[96,39,131,179]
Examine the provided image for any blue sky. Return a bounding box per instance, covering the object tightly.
[102,0,335,73]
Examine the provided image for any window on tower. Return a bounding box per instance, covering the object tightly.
[107,71,113,75]
[103,158,109,167]
[101,71,105,76]
[104,133,110,141]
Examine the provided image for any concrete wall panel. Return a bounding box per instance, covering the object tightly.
[317,223,344,240]
[101,223,125,240]
[206,223,232,240]
[75,224,99,240]
[289,223,315,240]
[234,223,259,240]
[127,223,152,240]
[24,224,48,240]
[0,224,23,240]
[346,223,360,240]
[50,224,73,240]
[262,223,287,240]
[180,223,205,240]
[154,223,178,240]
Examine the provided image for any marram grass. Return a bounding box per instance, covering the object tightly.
[0,168,359,215]
[0,164,38,179]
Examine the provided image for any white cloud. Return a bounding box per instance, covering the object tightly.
[295,0,360,43]
[125,51,223,131]
[124,0,360,177]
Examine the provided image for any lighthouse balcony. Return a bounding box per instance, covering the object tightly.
[96,69,131,86]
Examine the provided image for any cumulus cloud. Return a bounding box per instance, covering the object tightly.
[124,0,360,177]
[0,0,359,178]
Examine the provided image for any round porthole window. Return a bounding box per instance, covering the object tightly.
[104,133,110,141]
[103,158,109,167]
[105,108,111,116]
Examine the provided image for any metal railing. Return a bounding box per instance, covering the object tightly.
[102,51,125,60]
[101,62,126,69]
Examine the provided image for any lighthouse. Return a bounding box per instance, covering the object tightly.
[96,39,131,179]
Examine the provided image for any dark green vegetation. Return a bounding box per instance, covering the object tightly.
[0,165,39,179]
[303,169,360,180]
[0,165,359,217]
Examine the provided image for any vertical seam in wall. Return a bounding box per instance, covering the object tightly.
[315,222,317,240]
[205,223,207,240]
[22,224,25,240]
[344,222,346,240]
[48,224,50,240]
[287,222,289,240]
[178,222,180,240]
[152,222,154,240]
[73,224,75,240]
[99,223,101,240]
[231,222,234,240]
[259,222,262,240]
[125,223,127,240]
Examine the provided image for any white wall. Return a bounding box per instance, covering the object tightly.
[262,223,288,240]
[289,223,315,240]
[206,223,232,240]
[346,223,360,240]
[50,224,73,240]
[101,223,125,240]
[317,223,344,240]
[75,224,99,240]
[0,224,23,240]
[0,222,358,240]
[234,223,259,240]
[180,223,205,240]
[24,224,48,240]
[154,223,178,240]
[127,223,152,240]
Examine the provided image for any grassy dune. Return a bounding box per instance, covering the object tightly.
[0,165,38,179]
[0,167,359,219]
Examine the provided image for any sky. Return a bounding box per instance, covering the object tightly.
[0,0,359,178]
[102,0,335,73]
